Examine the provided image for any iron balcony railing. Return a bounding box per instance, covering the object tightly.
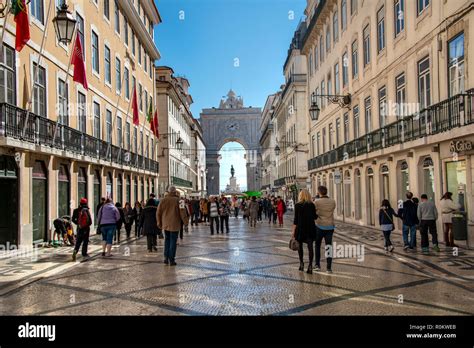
[0,103,159,173]
[308,90,474,171]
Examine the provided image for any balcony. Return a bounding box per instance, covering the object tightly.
[171,176,193,188]
[281,74,307,99]
[0,103,159,173]
[308,90,474,171]
[301,0,327,49]
[274,178,286,187]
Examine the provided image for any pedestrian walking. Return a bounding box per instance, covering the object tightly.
[220,197,231,233]
[71,198,93,261]
[97,198,120,257]
[140,198,159,252]
[178,196,190,244]
[292,189,317,274]
[276,196,286,227]
[157,186,188,266]
[208,196,220,235]
[397,192,419,250]
[440,192,460,248]
[114,202,125,244]
[133,202,142,237]
[191,198,200,226]
[379,199,398,252]
[314,186,336,273]
[249,196,259,228]
[123,202,134,239]
[201,198,209,225]
[417,194,440,253]
[257,198,263,221]
[233,196,240,218]
[96,197,106,219]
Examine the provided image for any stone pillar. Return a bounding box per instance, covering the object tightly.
[206,153,220,195]
[18,151,32,246]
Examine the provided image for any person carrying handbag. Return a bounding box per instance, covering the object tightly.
[379,199,398,252]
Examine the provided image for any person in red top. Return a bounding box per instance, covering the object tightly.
[276,196,286,227]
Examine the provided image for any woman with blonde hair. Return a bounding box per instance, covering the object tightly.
[291,189,318,274]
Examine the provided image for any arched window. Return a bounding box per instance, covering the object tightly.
[344,170,351,218]
[58,164,70,217]
[380,164,390,201]
[117,174,123,204]
[126,175,131,204]
[354,168,361,220]
[398,160,409,203]
[367,167,375,226]
[78,167,87,201]
[422,157,435,200]
[93,170,101,217]
[106,172,113,199]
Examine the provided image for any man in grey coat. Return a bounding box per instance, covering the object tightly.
[417,194,440,253]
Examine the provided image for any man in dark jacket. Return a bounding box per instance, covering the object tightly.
[140,198,160,252]
[397,191,419,250]
[191,198,200,226]
[96,197,106,219]
[72,198,93,261]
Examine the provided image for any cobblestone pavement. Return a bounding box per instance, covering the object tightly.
[0,215,473,315]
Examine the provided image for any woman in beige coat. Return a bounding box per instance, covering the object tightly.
[440,192,460,247]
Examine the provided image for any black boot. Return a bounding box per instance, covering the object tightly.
[298,262,304,271]
[307,265,313,274]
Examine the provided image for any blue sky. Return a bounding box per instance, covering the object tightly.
[154,0,306,190]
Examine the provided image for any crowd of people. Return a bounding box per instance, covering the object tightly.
[51,184,463,272]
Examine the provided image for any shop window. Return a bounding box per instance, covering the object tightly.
[106,172,113,199]
[117,174,123,204]
[380,164,390,202]
[78,167,87,201]
[354,169,361,220]
[446,160,466,212]
[398,161,410,203]
[344,170,351,218]
[58,164,70,217]
[422,157,435,201]
[367,168,375,226]
[93,170,101,217]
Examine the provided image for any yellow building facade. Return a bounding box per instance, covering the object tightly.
[303,0,473,237]
[0,0,161,246]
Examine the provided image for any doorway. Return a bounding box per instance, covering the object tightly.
[0,155,18,245]
[367,168,375,226]
[32,160,48,243]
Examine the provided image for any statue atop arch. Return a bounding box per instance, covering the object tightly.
[231,165,235,178]
[219,89,244,109]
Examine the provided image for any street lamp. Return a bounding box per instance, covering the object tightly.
[274,144,281,156]
[176,132,184,150]
[309,92,351,122]
[52,3,77,44]
[309,92,320,121]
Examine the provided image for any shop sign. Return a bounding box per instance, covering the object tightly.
[334,170,342,184]
[450,140,473,153]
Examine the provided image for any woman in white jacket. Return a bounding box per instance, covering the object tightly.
[440,192,460,247]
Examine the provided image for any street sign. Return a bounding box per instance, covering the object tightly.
[334,170,342,184]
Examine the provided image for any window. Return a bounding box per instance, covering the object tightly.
[334,63,340,94]
[0,45,16,104]
[132,31,136,56]
[117,115,122,146]
[124,67,130,99]
[104,0,110,20]
[364,97,372,133]
[91,31,99,73]
[58,164,70,217]
[33,63,46,117]
[342,52,349,87]
[133,127,138,153]
[309,53,313,76]
[311,135,315,157]
[114,0,120,33]
[31,0,44,24]
[378,86,387,127]
[377,6,385,52]
[320,80,325,108]
[350,0,357,15]
[78,92,86,133]
[93,102,101,138]
[448,33,464,96]
[314,45,319,71]
[325,25,331,52]
[76,14,85,57]
[351,40,358,78]
[316,132,321,155]
[125,122,130,150]
[396,73,406,118]
[353,105,360,138]
[138,43,142,65]
[336,118,341,146]
[363,25,370,67]
[327,74,332,96]
[320,36,324,62]
[104,45,111,84]
[322,128,326,153]
[144,55,148,74]
[58,78,68,125]
[139,84,143,111]
[341,0,347,31]
[394,0,405,36]
[333,11,338,43]
[417,0,429,16]
[106,109,112,143]
[140,130,144,155]
[124,18,129,46]
[343,113,349,142]
[418,57,431,109]
[329,123,333,149]
[115,57,121,93]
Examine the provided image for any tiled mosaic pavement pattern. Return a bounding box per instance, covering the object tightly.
[0,216,472,315]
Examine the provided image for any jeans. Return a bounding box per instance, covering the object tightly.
[164,231,178,262]
[134,219,141,237]
[315,229,334,270]
[192,212,200,225]
[101,224,116,245]
[210,216,220,234]
[402,224,417,248]
[146,234,157,251]
[74,228,90,256]
[220,215,229,233]
[234,208,239,218]
[382,230,392,248]
[277,212,284,225]
[420,220,438,248]
[125,223,133,238]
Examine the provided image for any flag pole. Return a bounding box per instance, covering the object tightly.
[51,27,77,146]
[22,0,54,139]
[0,1,12,57]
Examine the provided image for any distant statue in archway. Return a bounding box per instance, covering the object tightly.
[231,165,235,178]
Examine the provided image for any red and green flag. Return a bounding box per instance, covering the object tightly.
[12,0,30,52]
[147,100,153,124]
[151,109,159,138]
[131,86,139,126]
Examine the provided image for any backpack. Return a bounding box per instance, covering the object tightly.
[78,208,90,229]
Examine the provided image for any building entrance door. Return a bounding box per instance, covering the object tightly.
[0,155,18,245]
[367,170,375,226]
[32,161,48,243]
